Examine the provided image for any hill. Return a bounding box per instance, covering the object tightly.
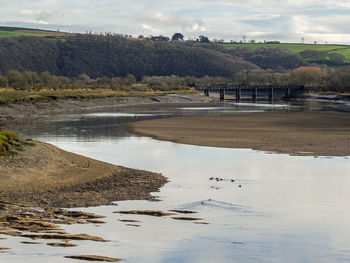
[0,26,348,79]
[191,43,305,70]
[224,43,350,64]
[0,35,259,79]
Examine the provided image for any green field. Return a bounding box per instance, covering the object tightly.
[224,43,350,63]
[0,31,53,38]
[0,26,69,39]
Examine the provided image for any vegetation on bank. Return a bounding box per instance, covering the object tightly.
[224,43,350,64]
[0,71,198,103]
[0,130,32,156]
[1,65,350,101]
[0,29,349,95]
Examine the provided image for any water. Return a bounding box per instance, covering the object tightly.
[2,102,350,262]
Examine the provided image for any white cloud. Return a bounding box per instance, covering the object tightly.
[0,0,350,43]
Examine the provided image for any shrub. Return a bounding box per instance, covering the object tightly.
[0,130,24,156]
[0,139,10,155]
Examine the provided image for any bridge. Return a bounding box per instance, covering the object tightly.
[194,85,304,102]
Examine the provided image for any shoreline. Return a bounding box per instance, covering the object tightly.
[125,111,350,157]
[0,141,167,208]
[0,94,212,123]
[0,94,212,209]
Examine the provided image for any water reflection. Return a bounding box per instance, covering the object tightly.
[2,103,350,263]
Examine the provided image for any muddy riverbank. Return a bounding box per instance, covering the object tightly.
[0,141,167,208]
[126,111,350,157]
[0,94,211,122]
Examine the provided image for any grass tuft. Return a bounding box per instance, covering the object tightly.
[0,130,32,156]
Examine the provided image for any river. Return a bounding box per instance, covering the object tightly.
[2,100,350,263]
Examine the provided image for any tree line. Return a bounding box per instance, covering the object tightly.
[0,70,194,91]
[0,34,349,93]
[1,65,350,92]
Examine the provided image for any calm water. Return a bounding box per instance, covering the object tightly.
[2,101,350,263]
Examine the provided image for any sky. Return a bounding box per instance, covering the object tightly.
[1,0,350,44]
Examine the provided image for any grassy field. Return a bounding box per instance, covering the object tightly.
[0,88,196,104]
[0,31,52,38]
[0,26,71,38]
[224,43,350,63]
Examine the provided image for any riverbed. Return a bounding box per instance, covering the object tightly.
[2,101,350,263]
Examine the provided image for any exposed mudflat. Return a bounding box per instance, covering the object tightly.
[0,94,211,122]
[126,111,350,157]
[0,141,167,208]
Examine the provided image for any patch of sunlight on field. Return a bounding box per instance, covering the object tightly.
[0,30,52,38]
[224,43,350,62]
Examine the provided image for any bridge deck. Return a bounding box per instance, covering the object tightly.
[195,85,303,91]
[194,85,304,101]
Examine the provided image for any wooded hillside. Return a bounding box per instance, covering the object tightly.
[0,36,259,79]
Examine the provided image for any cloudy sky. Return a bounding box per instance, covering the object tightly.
[1,0,350,44]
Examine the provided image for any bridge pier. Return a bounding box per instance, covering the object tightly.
[236,87,241,102]
[220,88,225,101]
[285,87,291,99]
[252,87,258,102]
[268,87,274,103]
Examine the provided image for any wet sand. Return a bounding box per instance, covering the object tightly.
[0,142,166,208]
[126,111,350,157]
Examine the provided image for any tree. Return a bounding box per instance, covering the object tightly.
[41,71,53,87]
[151,35,170,41]
[291,66,327,87]
[6,70,31,90]
[171,33,184,42]
[124,74,136,86]
[198,35,210,43]
[79,73,91,83]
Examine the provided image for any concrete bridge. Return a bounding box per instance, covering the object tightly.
[194,85,304,102]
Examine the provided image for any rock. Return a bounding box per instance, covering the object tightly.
[0,230,22,236]
[126,224,140,227]
[65,255,122,262]
[114,210,175,217]
[42,231,68,234]
[47,242,78,247]
[21,233,109,242]
[21,241,41,245]
[86,219,106,224]
[169,210,197,214]
[118,220,141,223]
[171,217,204,221]
[56,211,105,220]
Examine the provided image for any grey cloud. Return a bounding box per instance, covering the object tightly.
[35,10,57,23]
[0,0,350,44]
